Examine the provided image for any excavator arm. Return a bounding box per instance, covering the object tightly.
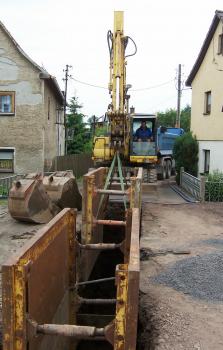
[93,11,137,164]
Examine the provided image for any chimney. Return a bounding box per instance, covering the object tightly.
[130,106,135,114]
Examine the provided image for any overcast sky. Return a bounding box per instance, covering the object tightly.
[1,0,223,118]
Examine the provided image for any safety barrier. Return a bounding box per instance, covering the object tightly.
[180,167,205,202]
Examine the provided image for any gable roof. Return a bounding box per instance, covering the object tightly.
[186,10,223,86]
[0,20,64,104]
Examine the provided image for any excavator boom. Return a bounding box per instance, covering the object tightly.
[93,11,136,163]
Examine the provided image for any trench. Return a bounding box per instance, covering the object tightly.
[77,202,125,349]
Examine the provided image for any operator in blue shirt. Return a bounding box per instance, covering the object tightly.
[135,121,153,141]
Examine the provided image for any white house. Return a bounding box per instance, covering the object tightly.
[186,10,223,174]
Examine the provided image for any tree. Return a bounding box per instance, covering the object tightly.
[157,108,176,128]
[66,97,91,154]
[173,132,198,184]
[180,105,191,132]
[157,105,191,132]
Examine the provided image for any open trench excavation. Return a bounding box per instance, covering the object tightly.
[0,167,141,349]
[77,202,125,350]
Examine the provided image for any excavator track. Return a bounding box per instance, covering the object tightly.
[1,166,142,350]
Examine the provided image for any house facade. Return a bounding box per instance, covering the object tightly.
[186,10,223,174]
[0,21,65,175]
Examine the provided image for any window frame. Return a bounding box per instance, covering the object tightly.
[204,91,211,115]
[0,91,15,116]
[0,148,15,173]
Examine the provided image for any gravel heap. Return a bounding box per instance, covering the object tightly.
[153,251,223,302]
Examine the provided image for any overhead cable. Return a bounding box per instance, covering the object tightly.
[71,76,174,92]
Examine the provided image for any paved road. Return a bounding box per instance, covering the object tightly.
[142,181,186,204]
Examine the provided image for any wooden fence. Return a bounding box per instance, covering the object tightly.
[52,154,94,178]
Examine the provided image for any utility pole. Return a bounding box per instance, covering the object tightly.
[63,64,72,154]
[175,64,182,128]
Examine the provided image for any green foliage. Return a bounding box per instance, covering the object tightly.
[180,105,191,132]
[157,108,176,128]
[205,170,223,202]
[95,126,107,137]
[0,185,8,196]
[157,105,191,132]
[67,97,92,154]
[173,132,198,184]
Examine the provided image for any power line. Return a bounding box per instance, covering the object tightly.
[130,79,174,91]
[70,76,107,90]
[71,76,174,92]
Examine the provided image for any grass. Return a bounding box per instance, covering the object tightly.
[0,198,7,206]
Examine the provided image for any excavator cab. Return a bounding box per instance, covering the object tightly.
[130,114,157,164]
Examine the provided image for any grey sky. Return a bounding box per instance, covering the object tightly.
[1,0,222,117]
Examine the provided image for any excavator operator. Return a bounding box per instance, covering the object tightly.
[135,121,153,142]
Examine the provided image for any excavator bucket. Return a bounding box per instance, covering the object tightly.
[8,171,82,224]
[43,171,82,211]
[8,173,58,224]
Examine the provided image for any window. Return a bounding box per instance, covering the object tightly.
[0,91,15,115]
[204,91,211,114]
[218,33,223,54]
[204,149,210,173]
[0,149,14,173]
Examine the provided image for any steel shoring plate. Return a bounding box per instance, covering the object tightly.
[2,208,76,350]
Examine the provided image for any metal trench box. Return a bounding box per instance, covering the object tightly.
[2,167,142,350]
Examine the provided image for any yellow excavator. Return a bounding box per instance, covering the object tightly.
[93,11,183,182]
[8,11,181,224]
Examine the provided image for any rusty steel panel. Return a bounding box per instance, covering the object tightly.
[2,208,76,350]
[114,264,128,350]
[80,168,108,281]
[82,167,107,242]
[125,208,140,350]
[114,208,140,350]
[129,167,143,210]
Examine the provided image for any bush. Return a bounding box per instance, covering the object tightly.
[173,132,198,184]
[0,185,8,196]
[205,170,223,202]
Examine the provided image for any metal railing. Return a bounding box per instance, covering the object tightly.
[180,167,205,202]
[0,175,22,198]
